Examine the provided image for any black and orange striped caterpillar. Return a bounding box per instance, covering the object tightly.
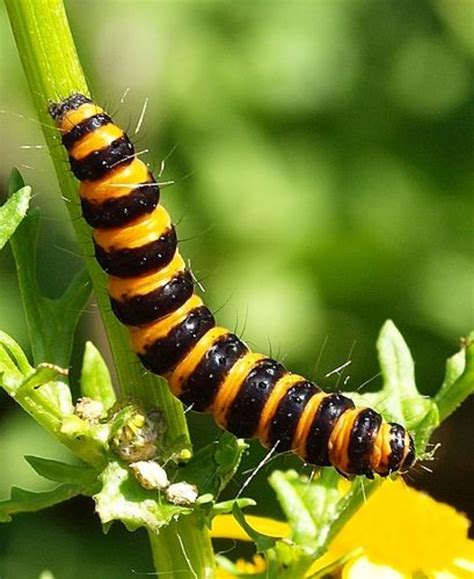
[49,94,416,479]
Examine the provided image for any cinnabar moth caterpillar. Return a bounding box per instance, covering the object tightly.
[49,94,416,478]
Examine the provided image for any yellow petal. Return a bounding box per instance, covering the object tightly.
[327,479,474,576]
[343,555,409,579]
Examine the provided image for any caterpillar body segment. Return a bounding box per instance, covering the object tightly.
[50,94,416,479]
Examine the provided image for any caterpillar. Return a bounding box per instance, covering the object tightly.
[49,94,416,479]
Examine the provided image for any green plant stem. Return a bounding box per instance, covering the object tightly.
[150,516,216,579]
[4,0,214,575]
[3,0,189,451]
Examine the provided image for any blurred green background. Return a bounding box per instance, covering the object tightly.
[1,0,473,576]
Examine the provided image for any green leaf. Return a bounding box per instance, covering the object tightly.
[17,362,67,390]
[435,334,474,422]
[442,346,468,391]
[411,404,440,453]
[94,461,190,534]
[232,504,276,553]
[9,210,92,367]
[0,350,24,390]
[212,498,256,516]
[0,483,86,523]
[0,171,31,250]
[80,341,116,410]
[14,362,73,416]
[376,320,419,417]
[177,432,247,497]
[8,167,26,195]
[0,336,107,467]
[269,469,344,549]
[25,456,99,486]
[0,330,33,390]
[267,469,381,577]
[346,320,436,452]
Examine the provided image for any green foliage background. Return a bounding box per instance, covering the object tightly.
[0,0,472,576]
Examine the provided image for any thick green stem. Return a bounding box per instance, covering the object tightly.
[4,0,214,575]
[150,515,216,579]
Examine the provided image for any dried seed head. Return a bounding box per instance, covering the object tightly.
[74,397,104,424]
[130,460,169,490]
[166,482,198,506]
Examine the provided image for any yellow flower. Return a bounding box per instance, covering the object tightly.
[211,479,474,578]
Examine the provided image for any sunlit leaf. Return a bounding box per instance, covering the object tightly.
[0,169,31,250]
[80,341,116,410]
[347,320,435,449]
[266,469,381,576]
[177,432,247,497]
[94,461,190,534]
[377,320,417,400]
[269,469,347,549]
[14,362,73,418]
[10,209,92,367]
[0,483,87,523]
[435,334,474,423]
[25,455,99,486]
[0,330,32,389]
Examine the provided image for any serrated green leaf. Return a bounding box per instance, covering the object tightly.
[0,174,31,250]
[94,461,190,534]
[377,320,417,406]
[232,504,276,553]
[80,341,116,410]
[269,470,342,548]
[0,334,75,443]
[25,456,99,486]
[266,469,381,576]
[435,335,474,423]
[0,483,86,523]
[9,210,92,367]
[177,432,247,497]
[14,362,73,419]
[0,339,107,467]
[340,321,438,456]
[348,321,433,435]
[271,470,372,548]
